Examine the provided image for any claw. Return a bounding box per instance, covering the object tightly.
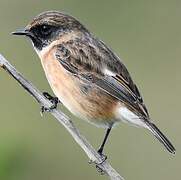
[97,148,107,164]
[40,105,51,116]
[95,156,107,175]
[40,92,61,115]
[88,151,107,175]
[94,149,107,174]
[96,165,106,175]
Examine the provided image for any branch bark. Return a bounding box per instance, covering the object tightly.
[0,54,124,180]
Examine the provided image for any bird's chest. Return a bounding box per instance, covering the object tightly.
[40,51,82,115]
[38,49,118,126]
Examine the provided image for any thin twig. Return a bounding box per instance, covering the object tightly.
[0,54,124,180]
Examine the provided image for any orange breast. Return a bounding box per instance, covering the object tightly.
[39,47,119,127]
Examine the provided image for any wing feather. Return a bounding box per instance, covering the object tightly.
[55,38,149,118]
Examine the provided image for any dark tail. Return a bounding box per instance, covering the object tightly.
[145,121,176,154]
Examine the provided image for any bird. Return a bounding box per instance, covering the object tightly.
[12,11,175,159]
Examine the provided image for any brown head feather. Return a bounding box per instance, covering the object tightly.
[26,11,88,32]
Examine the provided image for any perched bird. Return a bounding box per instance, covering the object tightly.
[12,11,175,158]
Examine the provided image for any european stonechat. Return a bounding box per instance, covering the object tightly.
[12,11,175,157]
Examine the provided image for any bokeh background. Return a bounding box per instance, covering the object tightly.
[0,0,180,179]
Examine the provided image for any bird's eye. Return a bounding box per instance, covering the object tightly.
[39,25,52,36]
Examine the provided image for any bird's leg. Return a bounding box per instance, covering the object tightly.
[97,127,112,161]
[41,92,61,113]
[94,127,112,174]
[97,127,112,158]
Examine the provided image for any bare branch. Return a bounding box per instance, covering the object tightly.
[0,54,124,180]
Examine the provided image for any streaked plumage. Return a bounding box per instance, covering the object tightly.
[12,11,175,155]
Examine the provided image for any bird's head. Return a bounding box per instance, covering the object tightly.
[12,11,88,51]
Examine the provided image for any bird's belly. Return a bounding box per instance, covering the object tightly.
[41,57,118,127]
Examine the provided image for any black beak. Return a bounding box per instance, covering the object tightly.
[12,28,30,36]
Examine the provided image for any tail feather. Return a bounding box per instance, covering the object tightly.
[145,121,176,154]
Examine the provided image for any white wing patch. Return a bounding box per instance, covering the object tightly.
[103,68,116,76]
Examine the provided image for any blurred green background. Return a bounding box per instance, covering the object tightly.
[0,0,180,179]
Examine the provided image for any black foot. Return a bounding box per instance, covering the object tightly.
[95,148,107,175]
[41,92,60,114]
[96,165,106,175]
[97,148,107,164]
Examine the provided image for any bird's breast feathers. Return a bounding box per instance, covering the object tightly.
[37,45,121,127]
[36,37,149,128]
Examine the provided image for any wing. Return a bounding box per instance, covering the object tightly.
[55,38,149,118]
